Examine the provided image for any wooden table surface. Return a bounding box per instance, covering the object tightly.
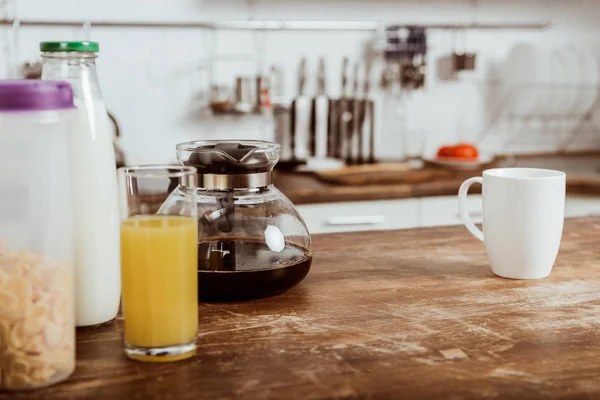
[5,217,600,400]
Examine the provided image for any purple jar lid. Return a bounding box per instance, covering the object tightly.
[0,80,75,112]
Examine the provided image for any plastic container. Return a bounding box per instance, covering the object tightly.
[0,80,76,390]
[41,41,121,327]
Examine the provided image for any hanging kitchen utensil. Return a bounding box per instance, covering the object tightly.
[361,61,375,164]
[311,57,330,159]
[336,57,352,160]
[234,76,254,113]
[452,28,476,72]
[291,57,311,161]
[347,62,363,165]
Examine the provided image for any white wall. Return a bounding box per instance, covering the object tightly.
[3,0,600,164]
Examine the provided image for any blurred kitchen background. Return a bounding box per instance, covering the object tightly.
[4,0,600,232]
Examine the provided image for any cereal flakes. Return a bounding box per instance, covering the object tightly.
[0,245,74,390]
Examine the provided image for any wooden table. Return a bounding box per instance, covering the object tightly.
[5,218,600,399]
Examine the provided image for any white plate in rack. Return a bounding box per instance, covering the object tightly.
[502,43,551,117]
[590,45,600,128]
[555,47,581,115]
[573,45,600,115]
[545,50,567,116]
[423,153,496,171]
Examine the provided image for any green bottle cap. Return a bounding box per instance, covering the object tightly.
[40,41,99,53]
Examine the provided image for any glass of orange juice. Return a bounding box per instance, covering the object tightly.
[118,165,198,362]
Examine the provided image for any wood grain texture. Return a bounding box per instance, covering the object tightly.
[313,163,454,185]
[4,217,600,400]
[274,155,600,204]
[273,170,476,204]
[274,171,600,205]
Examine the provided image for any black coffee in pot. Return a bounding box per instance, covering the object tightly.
[198,238,312,301]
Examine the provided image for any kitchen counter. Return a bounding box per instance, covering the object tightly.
[274,155,600,204]
[7,217,600,400]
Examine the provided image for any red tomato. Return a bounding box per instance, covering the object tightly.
[436,146,455,158]
[454,144,479,160]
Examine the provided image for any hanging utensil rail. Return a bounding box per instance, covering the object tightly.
[0,19,550,31]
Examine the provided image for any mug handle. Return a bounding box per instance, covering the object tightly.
[458,177,484,241]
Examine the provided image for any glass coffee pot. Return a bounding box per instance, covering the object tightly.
[161,140,312,301]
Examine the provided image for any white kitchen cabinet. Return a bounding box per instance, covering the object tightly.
[565,195,600,217]
[296,199,419,234]
[419,195,482,227]
[420,194,600,226]
[296,195,600,234]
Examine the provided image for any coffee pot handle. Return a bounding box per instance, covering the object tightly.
[458,177,484,241]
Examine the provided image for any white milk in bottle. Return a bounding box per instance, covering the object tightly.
[41,41,121,327]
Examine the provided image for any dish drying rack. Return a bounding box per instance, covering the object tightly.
[475,82,600,153]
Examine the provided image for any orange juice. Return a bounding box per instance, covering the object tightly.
[120,215,198,362]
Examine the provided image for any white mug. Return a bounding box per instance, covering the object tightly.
[458,168,566,279]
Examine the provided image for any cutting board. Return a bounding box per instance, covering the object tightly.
[313,163,455,185]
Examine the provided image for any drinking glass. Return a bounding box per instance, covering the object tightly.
[118,165,198,362]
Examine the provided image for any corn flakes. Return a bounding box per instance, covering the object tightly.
[0,245,74,391]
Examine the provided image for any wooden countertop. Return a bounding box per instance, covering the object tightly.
[273,155,600,204]
[275,172,600,204]
[274,171,479,204]
[6,217,600,400]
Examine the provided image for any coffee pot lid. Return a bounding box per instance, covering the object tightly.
[176,140,280,189]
